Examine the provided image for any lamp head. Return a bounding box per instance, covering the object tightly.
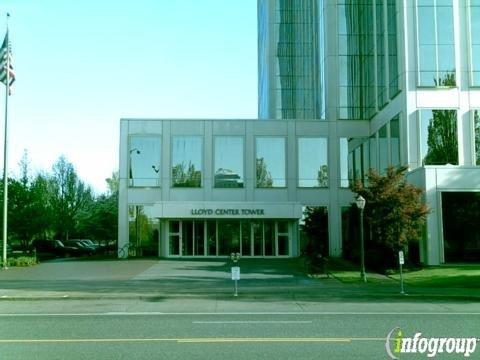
[355,195,366,210]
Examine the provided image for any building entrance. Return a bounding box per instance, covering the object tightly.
[167,219,291,257]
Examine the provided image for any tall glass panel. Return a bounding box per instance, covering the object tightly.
[218,220,240,256]
[298,137,328,187]
[168,220,180,256]
[369,134,378,171]
[264,220,276,256]
[129,206,159,256]
[338,1,375,119]
[470,1,480,85]
[420,109,458,165]
[362,141,370,182]
[252,220,263,256]
[417,0,455,86]
[256,137,286,187]
[214,137,244,188]
[390,115,401,167]
[171,136,202,187]
[194,221,204,256]
[339,138,349,188]
[129,136,161,187]
[206,220,216,256]
[241,221,251,256]
[378,125,388,172]
[277,220,289,256]
[354,146,362,181]
[348,151,354,187]
[260,0,324,119]
[376,0,387,108]
[182,220,193,256]
[387,0,399,97]
[474,110,480,165]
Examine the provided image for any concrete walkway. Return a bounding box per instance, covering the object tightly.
[0,259,477,302]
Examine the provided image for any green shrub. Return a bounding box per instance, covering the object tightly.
[7,256,37,267]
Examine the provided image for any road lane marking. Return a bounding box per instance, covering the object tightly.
[0,337,387,344]
[0,311,480,317]
[192,321,312,324]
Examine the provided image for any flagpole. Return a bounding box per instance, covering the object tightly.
[2,13,9,270]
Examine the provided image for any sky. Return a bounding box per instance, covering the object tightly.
[0,0,258,193]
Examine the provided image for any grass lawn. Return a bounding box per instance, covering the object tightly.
[388,265,480,288]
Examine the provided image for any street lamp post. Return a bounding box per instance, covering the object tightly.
[355,195,367,283]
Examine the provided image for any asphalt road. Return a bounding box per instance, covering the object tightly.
[0,308,479,359]
[1,260,479,359]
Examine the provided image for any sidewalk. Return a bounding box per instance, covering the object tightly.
[0,259,478,302]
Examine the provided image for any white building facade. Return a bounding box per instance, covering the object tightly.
[119,0,480,265]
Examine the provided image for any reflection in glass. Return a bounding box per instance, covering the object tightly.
[256,137,286,187]
[354,146,362,181]
[470,4,480,85]
[417,0,455,86]
[340,138,349,188]
[129,136,161,187]
[128,205,159,256]
[214,137,244,188]
[298,138,328,187]
[171,136,202,187]
[420,109,458,165]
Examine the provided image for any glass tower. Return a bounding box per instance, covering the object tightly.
[258,0,325,119]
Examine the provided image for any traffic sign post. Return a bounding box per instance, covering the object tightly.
[398,250,405,295]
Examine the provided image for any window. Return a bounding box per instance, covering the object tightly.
[378,124,388,172]
[419,109,458,165]
[339,138,349,187]
[168,220,180,256]
[128,206,159,255]
[473,110,480,165]
[256,137,286,187]
[171,136,203,187]
[390,115,401,167]
[214,137,244,188]
[298,137,328,187]
[470,1,480,85]
[417,0,455,86]
[129,136,161,187]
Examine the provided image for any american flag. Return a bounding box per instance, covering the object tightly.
[0,32,15,94]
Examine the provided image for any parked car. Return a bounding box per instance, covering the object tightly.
[32,239,80,258]
[64,240,96,256]
[79,239,100,251]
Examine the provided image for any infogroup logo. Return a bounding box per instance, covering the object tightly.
[385,327,479,359]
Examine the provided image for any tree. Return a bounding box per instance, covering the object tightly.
[76,171,118,243]
[256,158,273,187]
[300,206,329,256]
[5,152,55,249]
[51,156,93,240]
[351,166,429,252]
